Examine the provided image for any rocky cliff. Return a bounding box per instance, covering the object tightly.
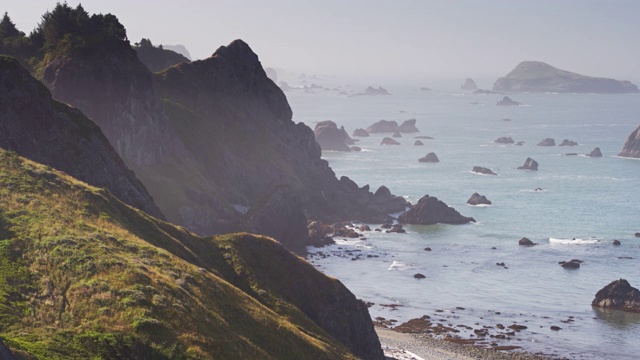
[493,61,639,93]
[0,55,162,218]
[134,38,190,73]
[618,124,640,158]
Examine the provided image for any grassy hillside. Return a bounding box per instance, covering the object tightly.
[0,148,362,359]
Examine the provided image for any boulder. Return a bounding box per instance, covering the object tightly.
[389,224,406,233]
[414,140,424,146]
[612,239,621,246]
[398,195,475,225]
[495,137,515,144]
[380,137,400,145]
[537,138,556,146]
[398,119,419,133]
[559,139,579,146]
[367,120,399,133]
[565,153,578,156]
[588,147,603,157]
[359,225,371,232]
[414,273,426,279]
[636,233,640,238]
[496,96,521,106]
[619,124,640,158]
[352,128,370,137]
[472,166,497,175]
[560,260,581,269]
[419,153,439,163]
[517,157,539,170]
[392,132,402,138]
[461,78,478,90]
[313,120,352,151]
[467,193,491,206]
[592,279,640,313]
[518,237,535,246]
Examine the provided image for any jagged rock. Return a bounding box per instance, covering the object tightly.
[353,128,370,137]
[518,157,539,170]
[493,61,639,93]
[560,260,581,269]
[472,166,497,175]
[398,195,475,225]
[0,55,163,218]
[619,125,640,158]
[398,119,419,133]
[419,153,439,163]
[389,224,406,234]
[356,86,391,96]
[592,279,640,313]
[351,146,362,152]
[559,139,579,146]
[461,78,478,90]
[537,138,556,146]
[359,225,371,232]
[134,38,190,72]
[381,137,401,145]
[392,132,402,138]
[496,96,521,106]
[313,120,353,151]
[588,147,603,157]
[467,193,491,206]
[367,120,399,133]
[518,237,535,246]
[414,140,424,146]
[495,137,515,144]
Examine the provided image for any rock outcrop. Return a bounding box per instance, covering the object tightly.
[414,140,424,146]
[398,195,475,225]
[353,128,370,137]
[495,136,515,144]
[461,78,478,90]
[493,61,639,93]
[398,119,419,133]
[467,193,491,206]
[381,137,401,145]
[496,96,522,106]
[313,120,353,151]
[355,86,391,96]
[519,237,535,246]
[472,166,497,175]
[559,139,578,146]
[0,55,163,218]
[367,120,399,133]
[588,147,603,157]
[592,279,640,313]
[618,124,640,158]
[134,38,190,73]
[537,138,556,146]
[418,153,439,163]
[392,131,402,138]
[518,157,539,170]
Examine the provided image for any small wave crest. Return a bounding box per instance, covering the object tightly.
[549,237,600,245]
[388,261,408,271]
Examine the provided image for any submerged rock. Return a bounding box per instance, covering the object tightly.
[467,193,491,206]
[592,279,640,313]
[588,147,603,157]
[559,139,579,146]
[398,195,475,225]
[537,138,556,146]
[518,157,539,170]
[495,136,515,144]
[496,96,522,106]
[472,166,497,175]
[419,153,439,163]
[380,137,401,145]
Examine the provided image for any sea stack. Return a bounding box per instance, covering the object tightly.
[418,153,439,163]
[398,195,475,225]
[497,96,522,106]
[588,147,603,157]
[467,193,491,206]
[313,120,353,151]
[537,138,556,146]
[618,124,640,158]
[518,157,539,170]
[461,78,478,90]
[472,166,497,175]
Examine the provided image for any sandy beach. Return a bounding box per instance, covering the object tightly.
[377,328,551,360]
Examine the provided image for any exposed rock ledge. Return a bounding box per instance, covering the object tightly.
[592,279,640,313]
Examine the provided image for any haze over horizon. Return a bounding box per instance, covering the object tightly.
[5,0,640,85]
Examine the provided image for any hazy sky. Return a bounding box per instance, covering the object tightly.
[4,0,640,84]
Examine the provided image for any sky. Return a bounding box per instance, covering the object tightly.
[4,0,640,84]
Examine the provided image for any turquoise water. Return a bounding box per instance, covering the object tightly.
[289,87,640,359]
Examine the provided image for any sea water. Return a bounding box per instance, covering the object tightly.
[288,86,640,359]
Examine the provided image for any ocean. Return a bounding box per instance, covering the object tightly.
[287,85,640,359]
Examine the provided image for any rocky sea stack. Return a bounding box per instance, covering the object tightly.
[618,124,640,158]
[493,61,639,93]
[497,96,522,106]
[495,136,515,144]
[472,166,497,175]
[461,78,478,90]
[313,120,353,151]
[467,193,491,206]
[418,152,439,163]
[381,137,401,145]
[398,195,475,225]
[588,147,603,157]
[592,279,640,313]
[537,138,556,146]
[518,157,539,170]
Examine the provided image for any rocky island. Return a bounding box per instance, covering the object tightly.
[619,124,640,158]
[493,61,639,93]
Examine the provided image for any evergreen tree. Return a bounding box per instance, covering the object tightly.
[0,12,23,39]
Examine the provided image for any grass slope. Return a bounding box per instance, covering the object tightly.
[0,149,358,360]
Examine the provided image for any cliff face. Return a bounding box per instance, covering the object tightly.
[0,55,162,218]
[134,39,190,73]
[619,124,640,158]
[493,61,639,93]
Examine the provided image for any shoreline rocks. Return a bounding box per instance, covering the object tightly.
[559,139,578,146]
[495,136,515,144]
[418,152,439,163]
[592,279,640,313]
[518,157,539,170]
[619,124,640,158]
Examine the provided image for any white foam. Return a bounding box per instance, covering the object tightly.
[388,261,408,271]
[549,237,600,245]
[467,204,492,207]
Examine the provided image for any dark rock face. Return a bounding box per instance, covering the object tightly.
[493,61,639,93]
[367,120,398,133]
[419,153,439,163]
[588,147,603,157]
[467,193,491,206]
[134,38,190,73]
[496,96,521,106]
[414,273,426,279]
[495,136,515,144]
[414,140,424,146]
[592,279,640,313]
[537,138,556,146]
[381,137,401,145]
[398,195,475,225]
[519,237,535,246]
[0,55,163,218]
[559,139,579,146]
[313,120,352,152]
[472,166,497,175]
[618,125,640,158]
[518,157,539,170]
[398,119,419,133]
[461,78,478,90]
[353,128,370,137]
